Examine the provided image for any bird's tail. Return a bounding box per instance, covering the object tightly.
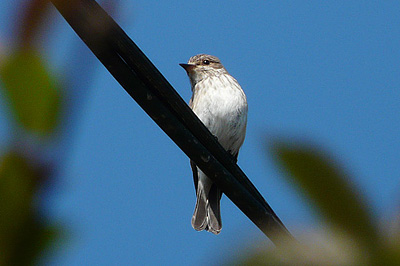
[191,177,222,235]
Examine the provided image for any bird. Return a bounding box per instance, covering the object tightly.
[180,54,248,234]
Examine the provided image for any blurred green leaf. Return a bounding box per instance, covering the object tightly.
[0,152,59,265]
[12,221,61,265]
[229,230,368,265]
[271,142,379,249]
[0,48,61,135]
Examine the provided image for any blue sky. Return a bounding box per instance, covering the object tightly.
[1,1,400,265]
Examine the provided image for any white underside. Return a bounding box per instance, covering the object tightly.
[190,73,248,155]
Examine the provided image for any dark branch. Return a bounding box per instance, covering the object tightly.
[50,0,295,245]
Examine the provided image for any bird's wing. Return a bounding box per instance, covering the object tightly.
[189,96,193,108]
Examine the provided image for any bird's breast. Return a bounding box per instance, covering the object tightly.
[191,74,248,153]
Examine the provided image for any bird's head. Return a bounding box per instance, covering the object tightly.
[180,54,227,85]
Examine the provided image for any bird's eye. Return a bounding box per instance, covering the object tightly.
[202,60,210,65]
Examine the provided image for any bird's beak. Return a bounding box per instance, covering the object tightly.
[179,63,195,72]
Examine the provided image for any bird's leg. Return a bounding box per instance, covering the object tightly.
[227,150,238,163]
[213,135,219,142]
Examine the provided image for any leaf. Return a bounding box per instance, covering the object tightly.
[0,152,60,265]
[0,48,61,135]
[11,220,62,265]
[271,141,379,249]
[227,230,368,265]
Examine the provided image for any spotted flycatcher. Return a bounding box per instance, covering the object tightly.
[180,54,248,234]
